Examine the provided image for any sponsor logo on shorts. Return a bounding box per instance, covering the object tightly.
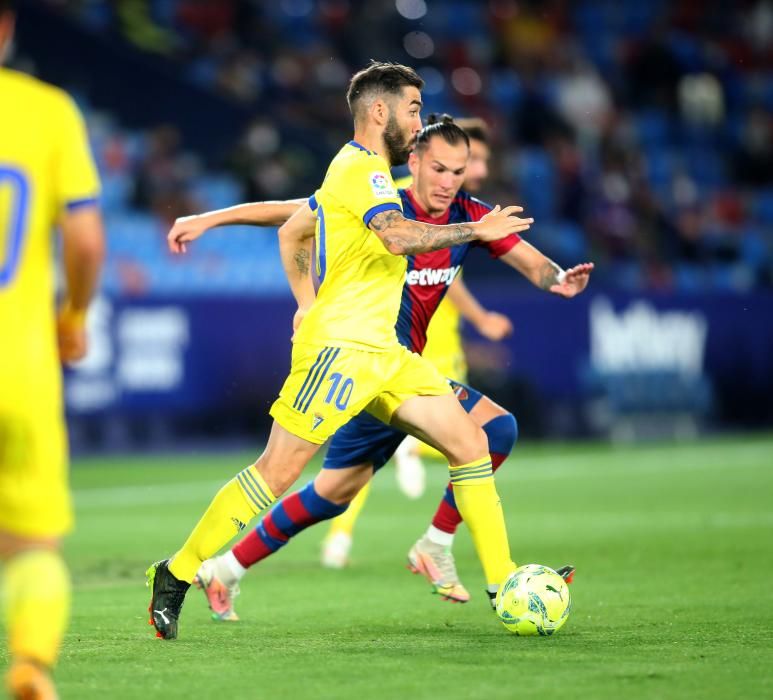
[312,413,325,431]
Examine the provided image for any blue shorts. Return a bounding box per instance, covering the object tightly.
[323,379,484,471]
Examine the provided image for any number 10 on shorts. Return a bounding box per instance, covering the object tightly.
[325,373,354,411]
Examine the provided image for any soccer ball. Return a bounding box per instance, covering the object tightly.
[495,564,571,636]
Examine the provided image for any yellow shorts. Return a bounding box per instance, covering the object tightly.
[0,402,72,539]
[422,347,468,385]
[270,342,452,444]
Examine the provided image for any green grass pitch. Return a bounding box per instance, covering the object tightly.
[3,435,773,699]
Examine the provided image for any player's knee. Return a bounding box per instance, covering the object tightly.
[0,532,60,561]
[448,424,489,465]
[483,412,518,457]
[314,469,368,505]
[320,480,361,505]
[255,446,317,497]
[253,455,295,497]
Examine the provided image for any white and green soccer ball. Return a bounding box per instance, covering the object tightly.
[495,564,572,636]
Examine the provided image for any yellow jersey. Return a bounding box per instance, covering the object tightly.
[422,289,467,381]
[0,68,100,403]
[297,141,404,351]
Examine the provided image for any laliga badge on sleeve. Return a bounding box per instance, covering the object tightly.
[370,172,397,198]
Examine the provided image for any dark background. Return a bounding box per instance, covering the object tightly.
[8,0,772,446]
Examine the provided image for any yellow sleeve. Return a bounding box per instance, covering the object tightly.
[332,154,402,227]
[54,94,101,211]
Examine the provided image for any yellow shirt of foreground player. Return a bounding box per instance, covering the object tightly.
[0,68,100,404]
[296,141,405,352]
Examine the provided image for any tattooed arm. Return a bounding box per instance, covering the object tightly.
[168,199,307,254]
[278,203,318,323]
[500,240,594,298]
[368,205,533,255]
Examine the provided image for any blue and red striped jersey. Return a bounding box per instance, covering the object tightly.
[394,188,520,354]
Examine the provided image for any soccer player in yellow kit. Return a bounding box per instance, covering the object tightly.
[147,61,534,640]
[322,118,514,567]
[173,116,590,619]
[0,2,105,696]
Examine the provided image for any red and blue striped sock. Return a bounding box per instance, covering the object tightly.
[232,481,347,568]
[431,412,518,535]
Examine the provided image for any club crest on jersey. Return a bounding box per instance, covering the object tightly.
[312,413,325,431]
[370,171,396,198]
[451,383,469,401]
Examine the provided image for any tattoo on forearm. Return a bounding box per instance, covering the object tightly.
[368,210,404,232]
[294,249,310,276]
[538,261,562,290]
[370,210,476,254]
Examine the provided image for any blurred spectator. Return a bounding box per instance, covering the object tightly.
[625,26,683,111]
[131,125,201,225]
[678,73,724,127]
[734,105,773,185]
[555,49,613,147]
[22,0,773,296]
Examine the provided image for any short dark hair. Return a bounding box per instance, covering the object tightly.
[414,113,470,154]
[346,61,424,121]
[455,117,490,145]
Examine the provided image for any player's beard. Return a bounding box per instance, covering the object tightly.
[383,113,414,166]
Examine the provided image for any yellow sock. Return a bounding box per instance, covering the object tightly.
[169,463,275,582]
[449,457,515,587]
[2,549,70,668]
[327,481,372,538]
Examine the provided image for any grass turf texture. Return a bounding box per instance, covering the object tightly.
[3,436,772,699]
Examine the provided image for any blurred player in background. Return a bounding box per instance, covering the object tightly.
[320,117,514,570]
[0,1,105,697]
[147,62,532,641]
[168,115,591,620]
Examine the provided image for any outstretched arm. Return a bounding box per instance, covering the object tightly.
[368,205,533,255]
[277,203,318,332]
[167,199,307,254]
[500,241,594,298]
[446,277,513,341]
